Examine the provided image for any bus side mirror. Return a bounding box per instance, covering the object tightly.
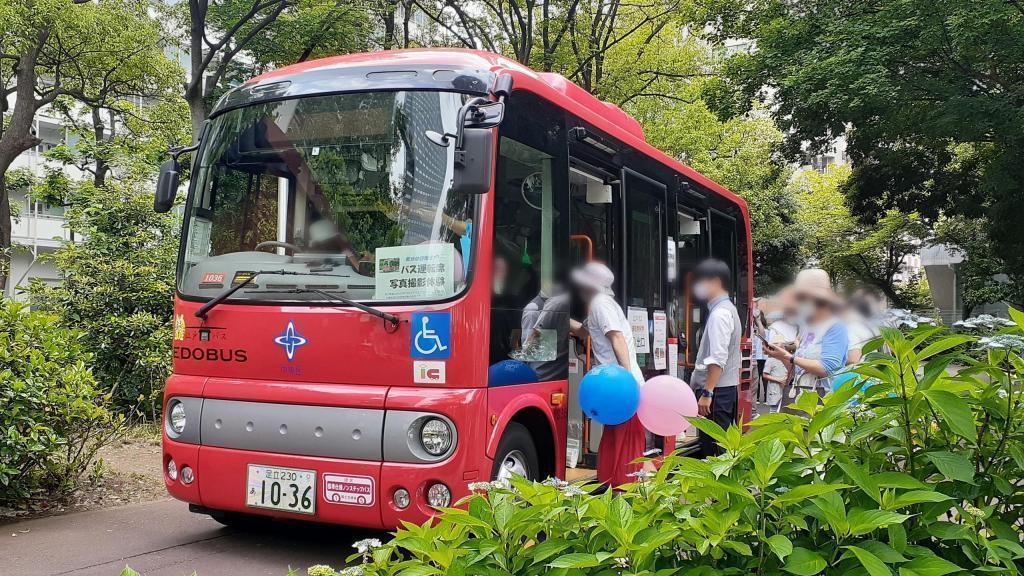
[452,127,494,195]
[154,158,180,213]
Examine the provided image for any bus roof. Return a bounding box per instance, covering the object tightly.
[239,48,750,224]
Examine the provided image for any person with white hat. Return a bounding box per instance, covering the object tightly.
[764,268,849,404]
[569,261,646,487]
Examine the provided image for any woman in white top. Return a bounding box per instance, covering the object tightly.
[568,262,645,487]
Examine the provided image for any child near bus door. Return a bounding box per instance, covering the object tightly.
[568,262,647,487]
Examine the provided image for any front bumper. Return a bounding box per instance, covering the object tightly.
[161,379,488,529]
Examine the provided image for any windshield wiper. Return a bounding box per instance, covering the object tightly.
[249,287,400,329]
[195,269,349,320]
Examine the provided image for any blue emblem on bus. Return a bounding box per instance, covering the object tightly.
[274,320,308,361]
[411,312,450,359]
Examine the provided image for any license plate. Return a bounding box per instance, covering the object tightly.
[246,464,316,515]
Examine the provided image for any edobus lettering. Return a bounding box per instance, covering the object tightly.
[173,346,248,362]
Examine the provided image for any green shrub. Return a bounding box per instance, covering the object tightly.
[330,311,1024,575]
[27,178,178,417]
[0,299,122,505]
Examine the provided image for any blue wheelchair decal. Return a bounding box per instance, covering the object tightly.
[411,312,451,359]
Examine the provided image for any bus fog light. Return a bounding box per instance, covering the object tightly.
[426,483,451,508]
[166,459,178,481]
[393,488,410,509]
[168,400,187,434]
[180,466,195,485]
[419,418,453,456]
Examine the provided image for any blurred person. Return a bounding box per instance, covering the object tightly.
[765,269,849,406]
[844,292,881,365]
[568,262,646,487]
[688,258,742,457]
[768,286,801,344]
[762,340,797,411]
[752,299,768,403]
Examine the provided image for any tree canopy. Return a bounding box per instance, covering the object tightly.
[710,0,1024,305]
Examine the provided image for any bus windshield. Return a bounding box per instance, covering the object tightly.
[179,91,475,304]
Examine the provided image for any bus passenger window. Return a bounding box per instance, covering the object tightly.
[489,137,568,385]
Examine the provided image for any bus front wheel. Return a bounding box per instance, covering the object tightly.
[491,422,540,482]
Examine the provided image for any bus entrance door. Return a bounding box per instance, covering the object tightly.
[565,162,617,479]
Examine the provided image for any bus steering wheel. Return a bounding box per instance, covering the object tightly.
[255,240,302,254]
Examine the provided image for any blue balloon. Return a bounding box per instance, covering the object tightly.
[579,364,640,425]
[487,359,539,386]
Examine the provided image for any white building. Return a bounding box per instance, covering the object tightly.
[5,112,78,300]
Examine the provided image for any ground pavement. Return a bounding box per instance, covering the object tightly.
[1,498,381,576]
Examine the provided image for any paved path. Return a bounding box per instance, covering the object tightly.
[1,499,383,576]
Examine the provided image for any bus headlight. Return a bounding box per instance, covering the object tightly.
[419,418,453,456]
[168,400,187,434]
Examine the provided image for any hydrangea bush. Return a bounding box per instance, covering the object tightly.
[278,310,1024,576]
[312,309,1024,576]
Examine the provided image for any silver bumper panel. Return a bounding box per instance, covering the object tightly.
[199,398,384,460]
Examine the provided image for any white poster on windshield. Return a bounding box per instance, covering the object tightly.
[375,244,455,300]
[652,311,667,370]
[627,306,650,354]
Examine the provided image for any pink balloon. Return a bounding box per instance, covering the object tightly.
[637,375,698,436]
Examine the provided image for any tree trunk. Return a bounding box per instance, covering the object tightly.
[0,168,11,293]
[0,37,48,291]
[92,107,109,187]
[187,93,208,145]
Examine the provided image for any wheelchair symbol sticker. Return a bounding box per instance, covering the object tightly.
[411,312,451,359]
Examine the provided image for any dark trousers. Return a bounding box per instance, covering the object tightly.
[697,385,738,458]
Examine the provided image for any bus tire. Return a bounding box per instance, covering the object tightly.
[491,422,540,482]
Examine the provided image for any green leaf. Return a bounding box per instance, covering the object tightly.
[899,556,962,576]
[687,416,728,444]
[548,553,602,569]
[783,547,827,576]
[859,540,908,563]
[1008,306,1024,329]
[888,523,907,552]
[920,390,977,443]
[119,568,142,576]
[925,451,976,484]
[528,539,572,566]
[915,335,973,363]
[848,509,911,536]
[837,458,881,503]
[773,483,849,504]
[846,545,893,576]
[767,534,794,561]
[890,490,952,509]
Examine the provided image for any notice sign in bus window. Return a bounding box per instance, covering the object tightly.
[375,244,456,300]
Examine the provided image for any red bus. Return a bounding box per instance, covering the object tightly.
[155,49,753,529]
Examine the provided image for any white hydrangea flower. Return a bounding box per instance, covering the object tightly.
[954,314,1015,330]
[339,568,364,576]
[627,469,654,481]
[560,484,587,497]
[879,308,937,329]
[467,481,492,492]
[613,557,630,568]
[976,334,1024,351]
[543,477,570,489]
[353,538,382,554]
